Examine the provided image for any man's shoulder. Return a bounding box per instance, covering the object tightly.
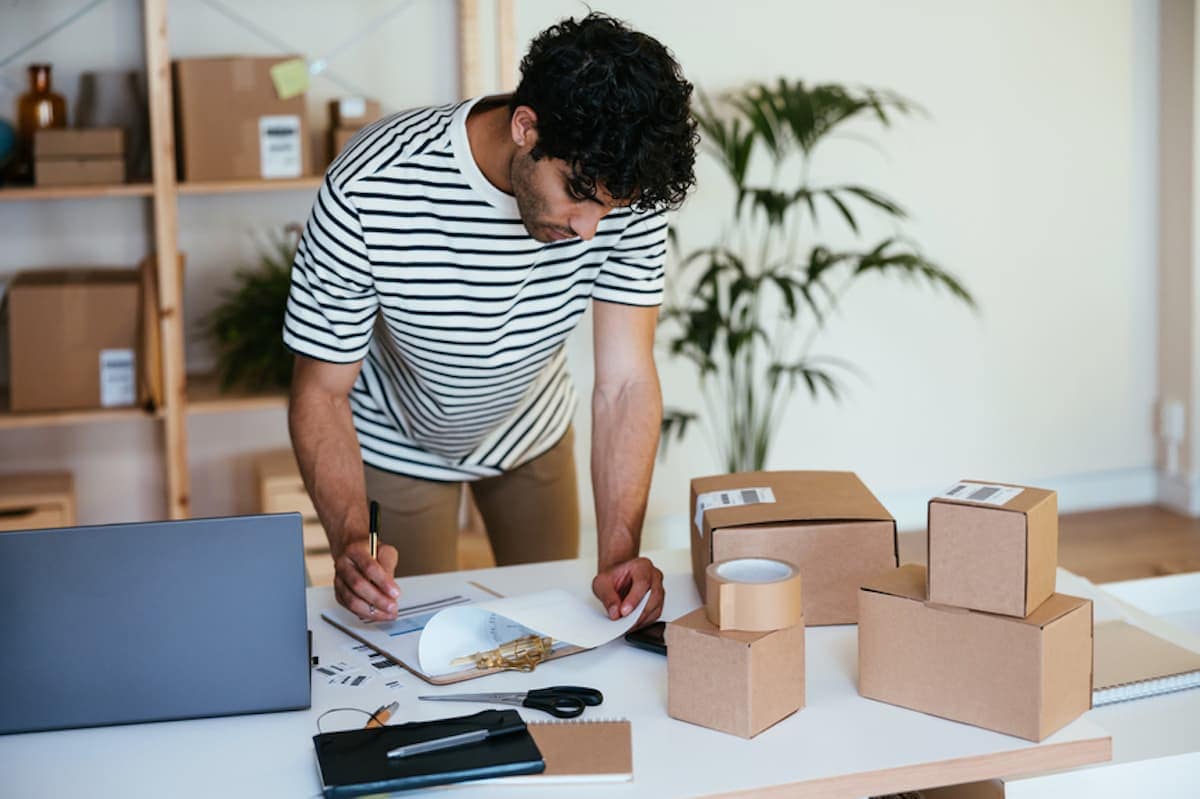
[325,100,466,193]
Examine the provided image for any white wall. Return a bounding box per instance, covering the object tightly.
[0,1,1160,548]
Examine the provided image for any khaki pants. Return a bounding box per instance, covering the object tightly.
[363,427,580,576]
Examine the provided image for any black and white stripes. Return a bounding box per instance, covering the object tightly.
[284,98,667,481]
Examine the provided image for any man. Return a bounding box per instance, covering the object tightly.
[284,13,697,628]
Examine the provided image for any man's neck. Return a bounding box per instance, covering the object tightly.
[465,95,517,195]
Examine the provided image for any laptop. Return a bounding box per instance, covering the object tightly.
[0,513,311,734]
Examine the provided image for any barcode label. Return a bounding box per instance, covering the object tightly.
[99,348,136,407]
[694,486,777,535]
[258,114,302,178]
[937,482,1024,506]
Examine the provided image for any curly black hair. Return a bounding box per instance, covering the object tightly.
[510,12,698,213]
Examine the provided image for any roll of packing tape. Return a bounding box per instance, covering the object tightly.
[705,558,803,632]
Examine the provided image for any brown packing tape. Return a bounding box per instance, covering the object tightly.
[705,558,803,632]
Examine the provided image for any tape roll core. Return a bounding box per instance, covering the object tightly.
[705,557,803,632]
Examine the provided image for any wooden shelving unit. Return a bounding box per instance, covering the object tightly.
[3,0,497,521]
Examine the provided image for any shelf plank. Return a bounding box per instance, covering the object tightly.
[0,183,154,202]
[0,399,161,430]
[177,176,323,196]
[186,373,287,414]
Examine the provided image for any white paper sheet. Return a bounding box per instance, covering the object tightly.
[322,582,649,679]
[418,588,649,676]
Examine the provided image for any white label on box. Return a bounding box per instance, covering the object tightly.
[338,96,367,120]
[937,482,1024,506]
[99,348,136,407]
[694,487,777,535]
[259,114,302,178]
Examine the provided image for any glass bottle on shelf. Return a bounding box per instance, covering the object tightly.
[13,64,67,184]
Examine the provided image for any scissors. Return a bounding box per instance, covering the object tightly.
[417,685,604,719]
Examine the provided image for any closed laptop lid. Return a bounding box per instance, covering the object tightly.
[0,513,311,735]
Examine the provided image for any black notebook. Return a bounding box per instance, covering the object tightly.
[313,709,545,798]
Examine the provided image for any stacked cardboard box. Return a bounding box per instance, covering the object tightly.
[690,471,898,625]
[327,97,383,164]
[34,128,125,187]
[667,557,806,738]
[858,481,1094,741]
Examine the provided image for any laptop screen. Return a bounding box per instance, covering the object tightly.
[0,513,310,734]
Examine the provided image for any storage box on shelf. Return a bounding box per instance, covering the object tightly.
[255,449,332,587]
[0,473,76,532]
[34,128,126,187]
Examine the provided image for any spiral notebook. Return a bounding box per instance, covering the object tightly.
[1093,620,1200,706]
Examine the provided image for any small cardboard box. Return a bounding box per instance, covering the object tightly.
[927,481,1058,617]
[173,56,310,181]
[0,473,76,532]
[666,607,805,738]
[34,128,124,158]
[328,97,382,128]
[35,158,125,187]
[691,471,897,625]
[858,564,1093,742]
[5,269,145,412]
[328,126,360,162]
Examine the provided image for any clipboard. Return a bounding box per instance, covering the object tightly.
[321,581,585,685]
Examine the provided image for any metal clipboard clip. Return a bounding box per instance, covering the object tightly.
[450,634,554,673]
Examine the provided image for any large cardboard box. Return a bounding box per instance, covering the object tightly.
[927,481,1058,617]
[173,56,310,181]
[690,471,897,625]
[5,269,144,412]
[666,607,805,738]
[858,564,1093,742]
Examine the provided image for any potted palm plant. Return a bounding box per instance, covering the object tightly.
[661,80,975,472]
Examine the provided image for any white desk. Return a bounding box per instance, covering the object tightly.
[0,549,1110,798]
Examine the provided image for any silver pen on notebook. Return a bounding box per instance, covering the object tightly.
[387,728,489,759]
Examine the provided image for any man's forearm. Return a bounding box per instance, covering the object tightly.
[591,376,662,570]
[288,391,368,557]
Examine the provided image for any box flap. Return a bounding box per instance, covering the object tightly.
[692,471,894,535]
[930,480,1056,516]
[1023,593,1090,629]
[860,563,927,600]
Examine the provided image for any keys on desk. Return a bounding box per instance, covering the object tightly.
[417,685,604,719]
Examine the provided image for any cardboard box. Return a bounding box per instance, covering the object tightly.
[35,158,125,186]
[691,471,897,625]
[5,269,145,412]
[34,128,124,158]
[928,481,1058,617]
[329,126,361,162]
[0,473,76,532]
[666,607,805,738]
[858,564,1093,742]
[173,56,310,181]
[328,97,382,128]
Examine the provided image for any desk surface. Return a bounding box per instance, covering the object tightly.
[0,549,1110,798]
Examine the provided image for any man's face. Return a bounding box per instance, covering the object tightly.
[509,146,627,244]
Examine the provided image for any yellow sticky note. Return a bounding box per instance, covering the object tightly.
[270,58,310,100]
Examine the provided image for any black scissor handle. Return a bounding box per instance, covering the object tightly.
[523,686,604,719]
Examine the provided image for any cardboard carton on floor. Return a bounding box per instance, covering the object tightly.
[173,56,310,181]
[666,608,805,738]
[5,269,145,412]
[858,564,1093,742]
[927,481,1058,617]
[690,471,897,625]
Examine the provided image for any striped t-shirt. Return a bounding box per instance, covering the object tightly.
[283,97,668,481]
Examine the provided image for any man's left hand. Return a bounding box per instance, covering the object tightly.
[592,556,664,628]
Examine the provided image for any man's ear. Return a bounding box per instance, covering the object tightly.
[510,105,539,150]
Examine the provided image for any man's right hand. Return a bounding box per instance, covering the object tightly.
[333,540,401,621]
